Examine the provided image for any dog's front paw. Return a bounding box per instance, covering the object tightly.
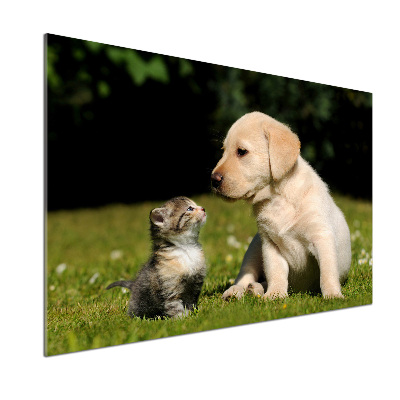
[321,283,344,299]
[263,289,288,300]
[246,282,265,297]
[322,291,344,299]
[222,285,245,301]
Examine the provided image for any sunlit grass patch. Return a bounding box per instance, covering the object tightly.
[46,193,372,356]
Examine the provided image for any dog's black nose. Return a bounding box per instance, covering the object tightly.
[211,172,223,189]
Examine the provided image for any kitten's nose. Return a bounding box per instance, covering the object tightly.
[211,172,223,189]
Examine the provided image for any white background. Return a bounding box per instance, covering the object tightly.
[1,1,398,399]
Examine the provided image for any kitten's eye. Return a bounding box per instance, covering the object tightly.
[237,148,248,157]
[187,206,194,212]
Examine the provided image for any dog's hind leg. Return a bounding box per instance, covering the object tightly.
[246,282,265,297]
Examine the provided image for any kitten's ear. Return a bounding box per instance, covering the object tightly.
[150,208,165,226]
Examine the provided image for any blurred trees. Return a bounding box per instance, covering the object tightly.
[47,34,372,210]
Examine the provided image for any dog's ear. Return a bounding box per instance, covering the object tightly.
[265,121,301,181]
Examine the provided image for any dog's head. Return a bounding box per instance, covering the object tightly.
[211,112,300,200]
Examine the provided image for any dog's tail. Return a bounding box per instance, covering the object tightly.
[106,280,134,291]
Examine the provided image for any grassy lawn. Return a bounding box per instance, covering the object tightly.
[46,193,372,356]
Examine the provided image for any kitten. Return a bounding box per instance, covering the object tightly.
[106,196,207,319]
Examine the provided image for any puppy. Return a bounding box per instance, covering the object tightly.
[211,111,351,300]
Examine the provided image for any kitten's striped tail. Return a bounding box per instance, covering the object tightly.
[106,280,134,291]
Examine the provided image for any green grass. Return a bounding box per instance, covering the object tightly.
[46,193,372,356]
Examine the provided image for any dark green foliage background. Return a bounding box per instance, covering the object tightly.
[47,34,372,210]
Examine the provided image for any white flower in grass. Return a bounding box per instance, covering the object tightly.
[49,285,55,291]
[361,249,366,256]
[369,258,373,266]
[89,272,100,284]
[110,250,123,260]
[228,278,235,284]
[351,230,361,242]
[227,235,241,249]
[56,263,67,275]
[121,288,128,294]
[226,224,235,233]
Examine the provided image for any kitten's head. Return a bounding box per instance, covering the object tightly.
[150,196,206,243]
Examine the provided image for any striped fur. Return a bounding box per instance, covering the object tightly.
[106,197,207,319]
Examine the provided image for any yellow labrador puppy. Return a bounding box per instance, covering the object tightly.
[211,111,351,300]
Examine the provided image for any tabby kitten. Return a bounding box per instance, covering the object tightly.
[106,196,207,319]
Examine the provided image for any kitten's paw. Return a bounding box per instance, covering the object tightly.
[246,282,265,297]
[165,300,188,319]
[263,289,288,300]
[222,285,245,301]
[172,309,190,319]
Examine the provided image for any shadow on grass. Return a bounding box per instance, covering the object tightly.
[201,280,324,299]
[200,280,232,297]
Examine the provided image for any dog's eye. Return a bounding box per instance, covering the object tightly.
[237,148,248,157]
[187,206,194,212]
